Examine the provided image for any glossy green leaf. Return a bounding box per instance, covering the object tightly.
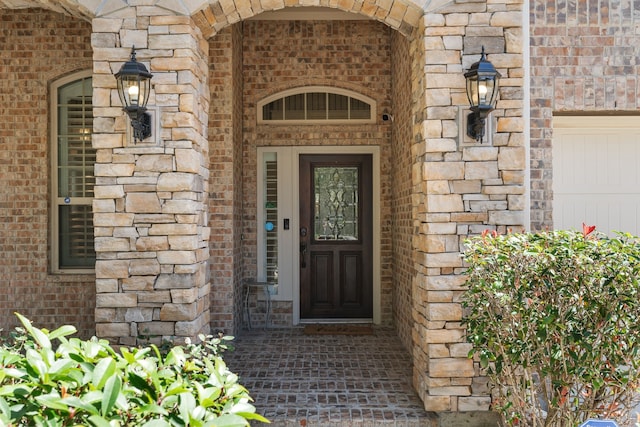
[129,372,157,402]
[178,392,197,423]
[48,358,75,377]
[101,373,122,416]
[136,403,169,416]
[140,419,172,427]
[92,357,116,389]
[35,393,68,411]
[0,396,11,420]
[48,324,77,341]
[15,313,51,350]
[88,415,114,427]
[61,396,100,416]
[209,414,251,427]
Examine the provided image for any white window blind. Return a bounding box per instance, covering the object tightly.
[52,72,95,271]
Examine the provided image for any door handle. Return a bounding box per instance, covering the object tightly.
[300,227,308,268]
[300,242,307,268]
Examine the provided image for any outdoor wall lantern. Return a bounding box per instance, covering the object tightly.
[115,47,152,142]
[464,46,501,143]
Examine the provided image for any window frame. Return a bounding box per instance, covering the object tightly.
[50,70,95,274]
[257,86,376,125]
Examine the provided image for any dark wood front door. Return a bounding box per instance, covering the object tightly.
[299,154,373,319]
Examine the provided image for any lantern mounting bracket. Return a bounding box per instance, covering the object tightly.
[125,106,152,142]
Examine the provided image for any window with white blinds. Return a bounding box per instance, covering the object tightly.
[258,86,376,124]
[51,71,96,272]
[263,154,279,286]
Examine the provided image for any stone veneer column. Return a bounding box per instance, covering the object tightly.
[91,10,211,345]
[411,6,525,413]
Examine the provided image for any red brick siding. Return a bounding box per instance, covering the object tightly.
[0,9,94,338]
[208,26,240,333]
[529,0,640,230]
[390,31,414,350]
[231,24,245,333]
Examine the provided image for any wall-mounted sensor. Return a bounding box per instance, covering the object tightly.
[382,113,394,122]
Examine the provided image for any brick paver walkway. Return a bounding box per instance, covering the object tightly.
[224,327,437,427]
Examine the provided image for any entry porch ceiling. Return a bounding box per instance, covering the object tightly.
[249,7,369,20]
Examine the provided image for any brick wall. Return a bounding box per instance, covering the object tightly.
[390,31,414,351]
[207,23,245,335]
[0,9,95,338]
[231,24,245,333]
[529,0,640,230]
[241,19,393,326]
[208,26,238,333]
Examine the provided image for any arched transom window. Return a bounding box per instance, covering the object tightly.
[258,86,376,124]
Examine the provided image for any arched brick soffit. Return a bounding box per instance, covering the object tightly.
[0,0,459,36]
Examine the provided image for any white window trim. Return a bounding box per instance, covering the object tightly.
[257,86,377,125]
[50,69,95,274]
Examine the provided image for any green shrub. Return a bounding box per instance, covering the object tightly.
[0,313,269,427]
[463,228,640,426]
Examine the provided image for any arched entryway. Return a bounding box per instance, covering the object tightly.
[205,8,416,337]
[201,4,427,415]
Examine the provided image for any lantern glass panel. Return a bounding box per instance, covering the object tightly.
[117,76,150,109]
[466,77,478,107]
[467,76,498,109]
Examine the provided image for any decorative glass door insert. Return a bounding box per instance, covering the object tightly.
[313,167,359,241]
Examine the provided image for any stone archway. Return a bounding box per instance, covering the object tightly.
[0,0,427,32]
[191,1,423,38]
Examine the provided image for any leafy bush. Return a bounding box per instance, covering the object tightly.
[0,313,269,427]
[463,227,640,426]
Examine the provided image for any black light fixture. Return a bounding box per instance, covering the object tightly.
[464,46,501,143]
[115,46,152,142]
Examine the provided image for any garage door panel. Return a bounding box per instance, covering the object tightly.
[555,134,640,193]
[553,117,640,236]
[554,194,640,235]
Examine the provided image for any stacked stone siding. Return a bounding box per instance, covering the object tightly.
[91,12,212,345]
[412,4,525,411]
[0,9,95,338]
[529,0,640,230]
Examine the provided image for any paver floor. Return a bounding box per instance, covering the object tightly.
[223,327,438,427]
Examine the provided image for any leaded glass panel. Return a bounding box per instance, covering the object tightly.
[313,167,359,240]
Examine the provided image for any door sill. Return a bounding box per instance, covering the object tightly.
[299,318,373,325]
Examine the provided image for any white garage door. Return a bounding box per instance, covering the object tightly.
[553,116,640,236]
